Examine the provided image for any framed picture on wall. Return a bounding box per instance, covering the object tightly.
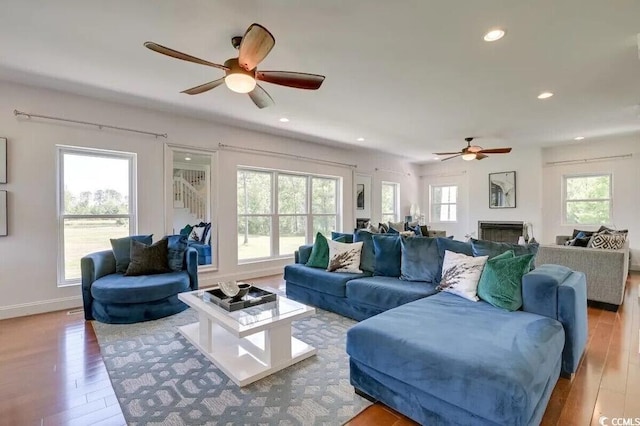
[489,171,516,208]
[0,190,7,236]
[0,137,6,184]
[356,184,365,210]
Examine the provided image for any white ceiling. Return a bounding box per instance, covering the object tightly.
[1,0,639,162]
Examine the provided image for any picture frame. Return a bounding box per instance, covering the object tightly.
[355,173,372,219]
[0,137,6,184]
[489,171,516,208]
[0,190,6,236]
[356,184,365,210]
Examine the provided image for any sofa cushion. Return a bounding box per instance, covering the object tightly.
[346,291,565,425]
[331,231,354,243]
[110,234,153,273]
[372,234,402,277]
[283,263,367,297]
[346,276,437,311]
[327,240,363,273]
[354,229,376,273]
[478,251,534,311]
[400,237,439,282]
[91,271,190,304]
[306,232,330,268]
[437,250,488,301]
[471,238,539,259]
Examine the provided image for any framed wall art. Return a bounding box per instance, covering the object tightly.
[0,190,6,236]
[0,137,6,183]
[489,171,516,208]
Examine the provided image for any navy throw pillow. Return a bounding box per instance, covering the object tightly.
[110,234,153,273]
[165,234,188,271]
[331,231,354,243]
[372,234,402,277]
[400,237,440,282]
[354,229,375,273]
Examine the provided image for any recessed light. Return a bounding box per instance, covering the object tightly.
[356,137,365,142]
[279,117,289,122]
[185,157,191,161]
[483,29,505,42]
[537,92,554,99]
[574,136,585,141]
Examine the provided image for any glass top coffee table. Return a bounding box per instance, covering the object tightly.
[178,288,317,387]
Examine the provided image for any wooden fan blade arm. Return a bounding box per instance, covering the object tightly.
[144,42,229,71]
[239,23,275,71]
[181,78,225,95]
[434,151,462,156]
[478,148,512,154]
[441,154,462,161]
[256,71,325,90]
[475,153,488,160]
[248,84,274,108]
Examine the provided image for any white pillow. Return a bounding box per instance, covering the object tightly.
[189,226,205,242]
[436,250,488,301]
[388,221,405,232]
[326,239,363,273]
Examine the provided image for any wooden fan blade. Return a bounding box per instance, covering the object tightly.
[434,151,462,156]
[248,84,274,109]
[475,153,488,160]
[238,23,275,71]
[441,154,462,161]
[181,78,225,95]
[257,71,325,90]
[478,147,512,154]
[144,42,229,70]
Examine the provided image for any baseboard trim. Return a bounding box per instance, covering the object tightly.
[198,266,285,288]
[0,295,83,320]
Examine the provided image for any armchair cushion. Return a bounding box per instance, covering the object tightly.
[91,271,191,304]
[110,234,153,273]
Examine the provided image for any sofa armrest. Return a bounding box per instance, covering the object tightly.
[556,235,571,245]
[81,250,116,320]
[522,264,588,376]
[185,247,199,290]
[295,244,314,264]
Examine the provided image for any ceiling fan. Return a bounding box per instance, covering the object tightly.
[144,23,325,109]
[434,137,512,161]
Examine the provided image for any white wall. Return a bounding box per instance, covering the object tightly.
[0,81,418,318]
[419,147,543,242]
[541,134,640,269]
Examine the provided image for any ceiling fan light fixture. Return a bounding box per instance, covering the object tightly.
[225,73,256,93]
[462,153,476,161]
[483,29,505,42]
[537,91,554,99]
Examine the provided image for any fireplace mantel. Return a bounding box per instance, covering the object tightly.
[478,221,524,243]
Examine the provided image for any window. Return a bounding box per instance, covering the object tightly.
[430,185,457,222]
[563,174,611,225]
[381,181,400,222]
[57,146,136,286]
[237,169,339,262]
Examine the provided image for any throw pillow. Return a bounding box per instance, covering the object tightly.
[372,234,402,277]
[571,229,595,239]
[477,252,534,311]
[331,231,354,243]
[179,224,193,237]
[386,226,399,234]
[189,225,206,242]
[354,229,376,273]
[366,222,379,234]
[400,237,440,282]
[110,234,153,273]
[588,232,626,250]
[165,234,188,272]
[388,221,405,233]
[326,239,363,273]
[411,225,422,236]
[436,250,488,301]
[378,222,389,233]
[306,232,330,269]
[597,225,628,235]
[125,239,171,276]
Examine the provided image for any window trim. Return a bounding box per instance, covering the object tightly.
[56,145,137,286]
[429,184,458,223]
[381,181,400,222]
[562,172,612,226]
[237,167,341,264]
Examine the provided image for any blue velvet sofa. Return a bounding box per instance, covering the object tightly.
[81,246,198,324]
[284,233,588,425]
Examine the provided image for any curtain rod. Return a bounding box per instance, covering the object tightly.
[374,167,411,176]
[13,109,168,139]
[545,153,632,166]
[419,170,467,178]
[218,143,357,169]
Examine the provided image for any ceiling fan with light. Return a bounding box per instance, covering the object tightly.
[144,23,325,108]
[435,137,512,161]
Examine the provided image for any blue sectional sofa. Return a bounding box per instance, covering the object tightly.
[81,241,198,324]
[284,232,588,425]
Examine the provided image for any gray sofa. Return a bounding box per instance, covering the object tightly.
[535,238,628,309]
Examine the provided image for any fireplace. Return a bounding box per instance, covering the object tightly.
[478,221,524,243]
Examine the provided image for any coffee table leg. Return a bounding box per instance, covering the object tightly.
[199,312,212,352]
[265,323,292,366]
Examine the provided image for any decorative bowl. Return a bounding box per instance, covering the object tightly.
[219,281,252,299]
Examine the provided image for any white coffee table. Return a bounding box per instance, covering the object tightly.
[177,288,317,386]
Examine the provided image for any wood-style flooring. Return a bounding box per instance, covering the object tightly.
[1,273,637,426]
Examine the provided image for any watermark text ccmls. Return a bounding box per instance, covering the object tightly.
[599,416,640,426]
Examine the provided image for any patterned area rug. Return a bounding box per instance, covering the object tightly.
[92,306,370,425]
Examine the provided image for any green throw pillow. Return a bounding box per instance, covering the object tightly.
[477,251,534,311]
[306,233,346,268]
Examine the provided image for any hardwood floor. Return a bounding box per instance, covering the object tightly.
[0,274,637,426]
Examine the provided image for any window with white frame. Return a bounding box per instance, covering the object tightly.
[430,184,458,222]
[563,174,611,225]
[381,181,400,222]
[57,146,136,286]
[237,168,339,262]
